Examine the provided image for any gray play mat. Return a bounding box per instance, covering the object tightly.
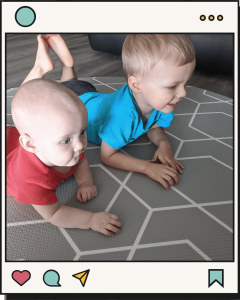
[6,77,234,261]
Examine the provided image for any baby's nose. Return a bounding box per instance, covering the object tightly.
[74,139,84,151]
[178,86,187,98]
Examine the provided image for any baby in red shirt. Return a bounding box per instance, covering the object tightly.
[7,34,121,236]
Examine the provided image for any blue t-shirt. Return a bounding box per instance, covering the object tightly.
[80,83,174,149]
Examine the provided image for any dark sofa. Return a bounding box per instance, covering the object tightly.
[88,34,233,74]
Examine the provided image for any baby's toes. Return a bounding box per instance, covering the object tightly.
[37,34,43,42]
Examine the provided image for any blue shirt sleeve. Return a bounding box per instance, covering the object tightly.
[98,109,136,149]
[156,112,174,128]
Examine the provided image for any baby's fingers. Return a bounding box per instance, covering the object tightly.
[176,160,184,169]
[164,158,178,171]
[159,157,169,166]
[163,174,175,187]
[87,189,94,200]
[110,214,120,221]
[107,224,121,234]
[93,186,98,198]
[81,192,89,202]
[110,218,122,228]
[101,229,114,236]
[88,186,98,200]
[159,178,170,190]
[173,160,184,174]
[176,163,183,174]
[77,191,83,202]
[165,168,179,184]
[150,152,158,163]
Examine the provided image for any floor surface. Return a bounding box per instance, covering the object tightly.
[6,77,234,261]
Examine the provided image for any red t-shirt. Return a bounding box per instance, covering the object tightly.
[7,127,84,205]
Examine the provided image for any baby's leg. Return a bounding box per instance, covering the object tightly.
[21,35,55,86]
[43,34,78,82]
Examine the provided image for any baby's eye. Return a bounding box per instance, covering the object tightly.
[80,129,86,135]
[168,85,177,90]
[60,138,70,145]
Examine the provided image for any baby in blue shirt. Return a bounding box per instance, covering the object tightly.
[62,34,196,189]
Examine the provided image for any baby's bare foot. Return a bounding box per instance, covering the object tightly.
[34,34,55,76]
[43,34,74,68]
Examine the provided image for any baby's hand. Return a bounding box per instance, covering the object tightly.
[77,182,97,202]
[145,162,179,190]
[91,212,122,236]
[151,145,184,174]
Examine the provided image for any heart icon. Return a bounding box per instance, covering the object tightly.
[12,270,31,286]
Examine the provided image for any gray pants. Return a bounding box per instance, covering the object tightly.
[60,79,98,96]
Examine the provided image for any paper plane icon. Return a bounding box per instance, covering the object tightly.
[72,269,90,287]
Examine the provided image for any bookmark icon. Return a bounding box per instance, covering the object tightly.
[72,269,90,287]
[208,269,224,288]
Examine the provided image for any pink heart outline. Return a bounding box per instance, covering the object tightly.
[12,270,31,286]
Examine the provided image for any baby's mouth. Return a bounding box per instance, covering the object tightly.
[167,98,182,107]
[167,102,178,108]
[74,150,85,159]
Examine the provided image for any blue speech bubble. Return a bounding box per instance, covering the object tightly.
[43,270,61,287]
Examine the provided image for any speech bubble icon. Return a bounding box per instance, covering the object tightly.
[43,270,61,287]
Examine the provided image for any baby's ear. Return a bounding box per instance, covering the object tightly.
[19,134,38,153]
[128,76,142,93]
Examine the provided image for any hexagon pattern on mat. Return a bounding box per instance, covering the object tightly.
[6,77,234,261]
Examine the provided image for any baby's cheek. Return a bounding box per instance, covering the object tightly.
[83,136,88,148]
[163,97,169,104]
[57,150,71,163]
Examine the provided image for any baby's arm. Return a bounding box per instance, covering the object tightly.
[147,124,170,147]
[147,124,184,173]
[32,202,121,236]
[73,157,97,202]
[101,140,179,190]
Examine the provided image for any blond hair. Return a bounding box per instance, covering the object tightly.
[11,78,82,135]
[122,34,195,80]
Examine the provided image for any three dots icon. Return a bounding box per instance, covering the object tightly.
[200,15,223,21]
